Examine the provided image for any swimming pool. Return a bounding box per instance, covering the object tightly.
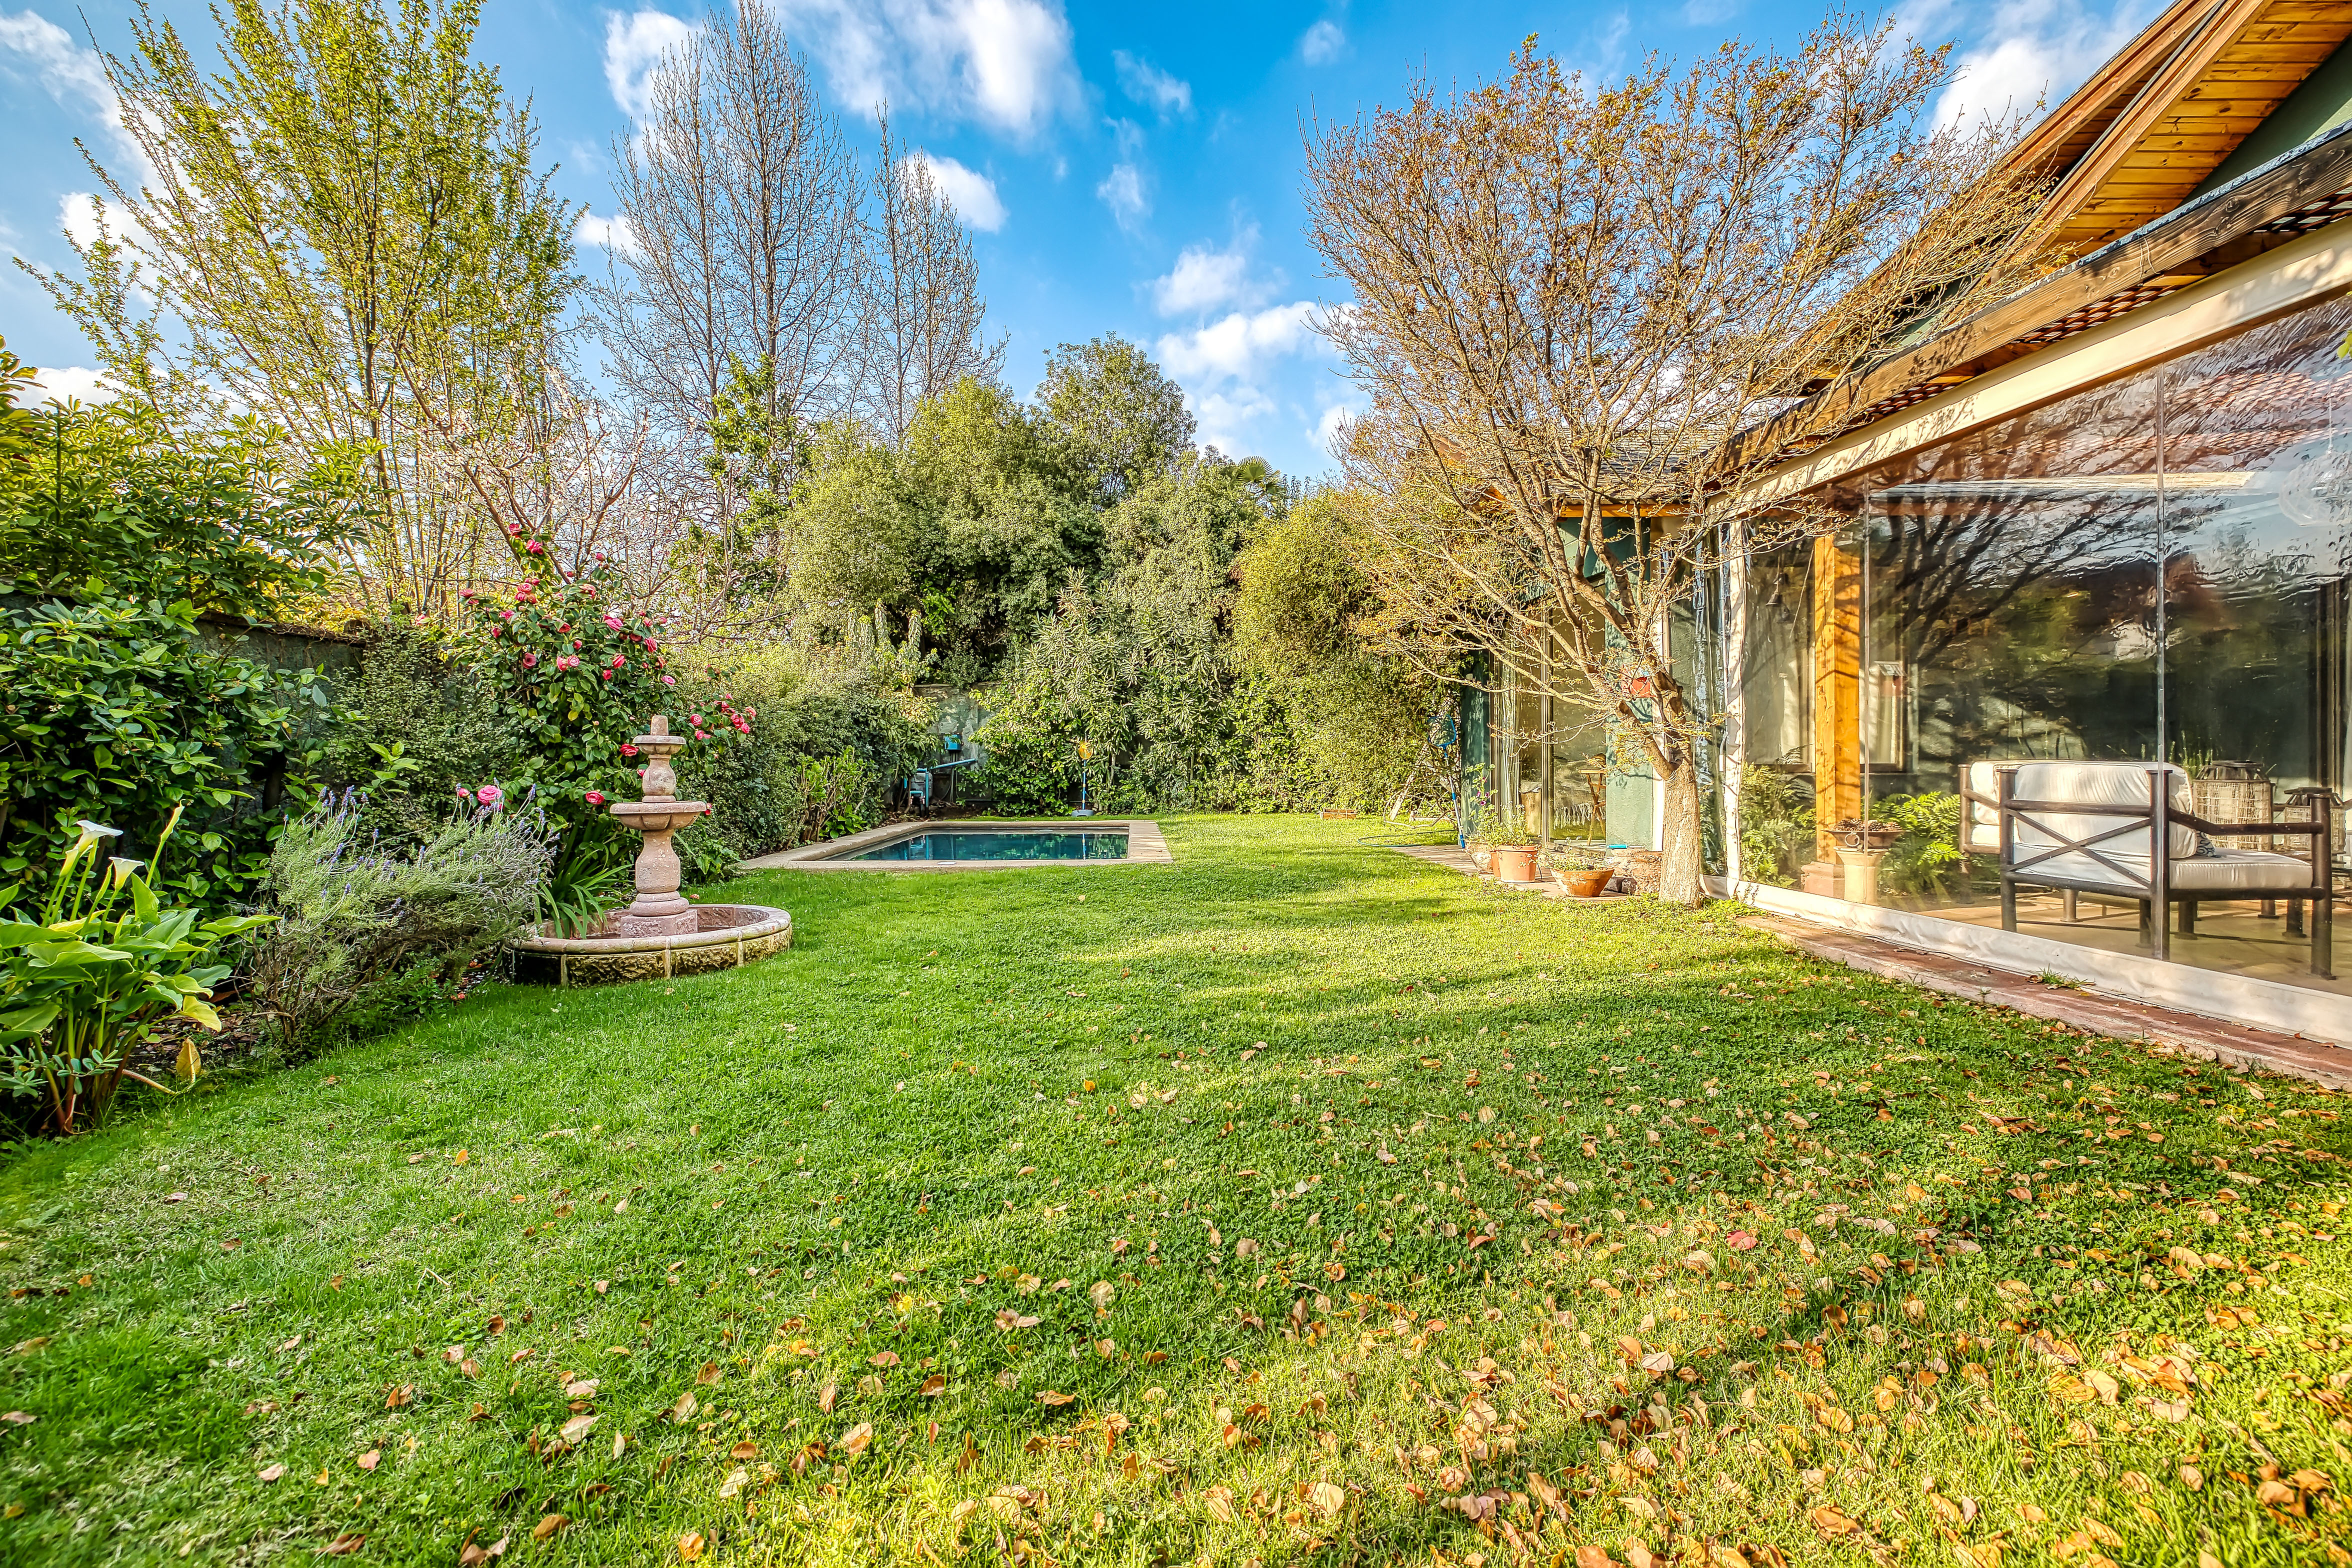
[848,830,1130,862]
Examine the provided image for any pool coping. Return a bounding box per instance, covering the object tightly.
[736,818,1172,872]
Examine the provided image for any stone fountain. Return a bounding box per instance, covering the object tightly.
[509,714,792,986]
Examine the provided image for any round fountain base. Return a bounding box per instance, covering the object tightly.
[510,904,792,987]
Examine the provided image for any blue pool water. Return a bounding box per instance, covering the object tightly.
[851,830,1130,862]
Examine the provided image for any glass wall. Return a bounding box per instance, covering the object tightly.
[1764,290,2352,988]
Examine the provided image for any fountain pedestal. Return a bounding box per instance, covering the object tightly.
[611,716,712,938]
[506,711,790,986]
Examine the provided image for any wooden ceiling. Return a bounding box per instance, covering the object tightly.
[2014,0,2352,256]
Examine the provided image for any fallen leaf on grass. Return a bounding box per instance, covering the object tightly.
[1306,1480,1347,1519]
[1726,1230,1759,1251]
[532,1516,565,1542]
[1036,1390,1074,1408]
[356,1450,380,1472]
[319,1532,364,1556]
[558,1414,597,1445]
[840,1423,874,1456]
[694,1362,720,1385]
[677,1534,705,1562]
[920,1374,947,1396]
[0,1412,34,1426]
[456,1536,508,1566]
[718,1468,750,1500]
[672,1392,699,1422]
[258,1464,286,1483]
[1810,1504,1860,1537]
[816,1383,837,1414]
[869,1352,899,1368]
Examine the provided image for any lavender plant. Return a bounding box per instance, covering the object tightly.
[249,792,554,1052]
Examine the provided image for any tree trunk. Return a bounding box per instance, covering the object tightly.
[1658,752,1707,906]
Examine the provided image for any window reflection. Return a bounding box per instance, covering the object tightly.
[1752,293,2352,990]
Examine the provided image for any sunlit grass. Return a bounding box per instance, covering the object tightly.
[0,814,2345,1566]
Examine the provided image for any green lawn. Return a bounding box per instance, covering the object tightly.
[2,815,2346,1566]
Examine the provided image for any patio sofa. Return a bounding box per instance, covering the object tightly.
[1958,760,2333,977]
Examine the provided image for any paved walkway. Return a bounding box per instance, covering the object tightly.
[1390,844,2352,1089]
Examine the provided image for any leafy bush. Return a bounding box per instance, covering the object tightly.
[0,813,270,1134]
[0,594,336,906]
[1876,790,1968,900]
[458,548,676,885]
[248,792,554,1054]
[1736,764,1814,887]
[0,387,357,908]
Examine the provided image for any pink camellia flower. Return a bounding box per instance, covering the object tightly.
[522,650,538,668]
[602,670,614,682]
[488,626,502,638]
[608,653,626,669]
[475,784,503,808]
[559,624,572,633]
[694,728,709,740]
[582,585,598,596]
[503,522,521,537]
[662,674,676,686]
[688,714,704,726]
[499,608,514,621]
[555,654,580,671]
[572,640,582,652]
[620,743,638,758]
[592,550,606,561]
[526,540,544,554]
[602,613,624,631]
[584,790,607,806]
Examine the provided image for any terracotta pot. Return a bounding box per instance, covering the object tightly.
[1564,867,1613,898]
[1492,846,1538,882]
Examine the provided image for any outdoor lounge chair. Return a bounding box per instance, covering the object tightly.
[1957,760,2334,978]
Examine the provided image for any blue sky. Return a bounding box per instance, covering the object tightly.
[2,0,2159,479]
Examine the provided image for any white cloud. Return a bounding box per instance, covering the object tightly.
[1096,162,1148,230]
[1298,19,1345,64]
[1908,0,2162,129]
[1193,385,1275,457]
[23,364,113,406]
[1310,401,1358,458]
[1155,300,1316,382]
[1112,50,1190,118]
[0,9,148,177]
[776,0,1078,138]
[907,150,1006,230]
[603,8,696,118]
[576,209,642,258]
[1154,300,1328,456]
[59,190,106,249]
[1682,0,1738,22]
[1149,227,1270,316]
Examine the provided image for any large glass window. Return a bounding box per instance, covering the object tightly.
[1761,291,2352,988]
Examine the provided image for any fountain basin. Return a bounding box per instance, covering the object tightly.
[510,903,792,987]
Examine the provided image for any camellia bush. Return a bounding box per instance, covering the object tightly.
[460,534,754,915]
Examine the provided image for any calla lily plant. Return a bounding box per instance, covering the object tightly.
[0,808,274,1134]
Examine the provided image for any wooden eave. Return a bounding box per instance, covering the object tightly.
[2018,0,2352,256]
[1722,121,2352,476]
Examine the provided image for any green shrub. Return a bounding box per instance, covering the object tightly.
[0,594,336,906]
[246,792,554,1054]
[1876,790,1968,899]
[1737,764,1813,887]
[0,813,270,1135]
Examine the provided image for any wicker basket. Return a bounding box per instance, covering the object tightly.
[2192,763,2272,851]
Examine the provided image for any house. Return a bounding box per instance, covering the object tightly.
[1474,0,2352,1042]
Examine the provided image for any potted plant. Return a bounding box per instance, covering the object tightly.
[1540,842,1614,897]
[1486,816,1541,882]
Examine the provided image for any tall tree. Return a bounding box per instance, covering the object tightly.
[593,0,862,528]
[20,0,576,618]
[1036,335,1196,506]
[856,109,1004,447]
[1304,22,2049,903]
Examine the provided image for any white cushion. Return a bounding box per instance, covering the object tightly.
[1962,760,2196,858]
[2007,847,2315,897]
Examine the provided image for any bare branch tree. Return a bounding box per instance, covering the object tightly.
[1305,16,2051,903]
[854,108,1006,446]
[592,0,862,526]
